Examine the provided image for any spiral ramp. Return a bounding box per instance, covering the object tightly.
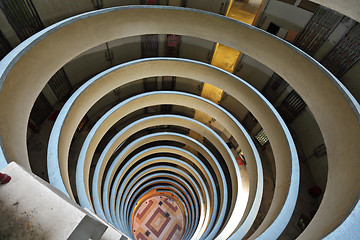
[0,3,359,240]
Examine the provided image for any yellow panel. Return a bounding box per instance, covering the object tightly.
[190,0,264,143]
[225,0,235,16]
[227,0,263,25]
[201,83,224,104]
[211,44,241,73]
[210,0,263,74]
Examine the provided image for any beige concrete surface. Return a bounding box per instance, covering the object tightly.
[108,145,217,217]
[84,208,129,240]
[104,92,259,237]
[120,157,211,239]
[80,92,257,232]
[76,93,244,212]
[96,114,243,238]
[109,131,228,232]
[107,145,225,237]
[101,132,227,224]
[54,58,293,239]
[0,162,107,240]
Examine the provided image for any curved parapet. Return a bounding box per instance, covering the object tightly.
[0,5,359,240]
[48,56,297,239]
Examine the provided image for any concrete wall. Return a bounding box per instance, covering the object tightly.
[313,18,357,61]
[342,61,360,103]
[220,93,248,122]
[259,0,313,32]
[33,0,94,26]
[291,108,327,192]
[0,10,20,47]
[180,36,214,63]
[311,0,360,23]
[187,0,226,14]
[235,55,274,91]
[33,0,225,28]
[0,162,109,240]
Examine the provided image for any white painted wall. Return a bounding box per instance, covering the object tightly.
[87,92,119,118]
[169,0,182,6]
[259,0,313,32]
[235,55,274,91]
[174,77,202,95]
[220,93,248,122]
[103,0,141,8]
[87,79,145,120]
[180,36,214,63]
[159,34,166,57]
[87,76,203,120]
[32,0,94,26]
[290,108,327,192]
[187,0,226,14]
[341,60,360,103]
[42,84,58,106]
[63,50,112,88]
[63,36,142,87]
[33,0,222,29]
[0,10,21,47]
[33,0,140,27]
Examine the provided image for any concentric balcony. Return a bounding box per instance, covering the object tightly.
[0,5,359,240]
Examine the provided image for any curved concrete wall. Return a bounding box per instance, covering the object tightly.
[0,6,359,240]
[48,58,296,239]
[77,91,260,237]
